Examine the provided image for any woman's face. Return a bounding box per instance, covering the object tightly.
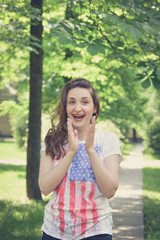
[66,87,96,131]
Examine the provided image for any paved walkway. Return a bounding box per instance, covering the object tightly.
[110,143,144,240]
[0,159,26,165]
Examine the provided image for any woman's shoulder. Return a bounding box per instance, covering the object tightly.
[95,128,120,148]
[95,128,118,139]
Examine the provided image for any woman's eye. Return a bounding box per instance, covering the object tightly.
[82,101,88,104]
[69,101,75,104]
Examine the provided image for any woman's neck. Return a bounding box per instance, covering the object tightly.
[76,128,87,141]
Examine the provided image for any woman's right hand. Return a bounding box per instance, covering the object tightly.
[67,118,79,155]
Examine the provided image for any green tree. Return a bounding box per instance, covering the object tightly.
[42,0,159,139]
[0,0,35,148]
[51,0,160,89]
[1,0,160,200]
[0,0,43,199]
[143,88,160,153]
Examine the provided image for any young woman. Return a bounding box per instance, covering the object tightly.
[39,78,122,240]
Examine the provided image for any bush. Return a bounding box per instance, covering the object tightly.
[146,116,160,153]
[0,100,28,148]
[10,107,28,148]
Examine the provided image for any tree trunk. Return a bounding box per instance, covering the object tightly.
[27,0,43,200]
[63,5,73,84]
[133,128,137,142]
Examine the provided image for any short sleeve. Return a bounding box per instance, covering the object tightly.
[103,132,122,161]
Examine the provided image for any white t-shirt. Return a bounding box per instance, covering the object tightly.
[41,129,122,240]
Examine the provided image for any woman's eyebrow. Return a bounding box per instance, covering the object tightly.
[81,97,89,99]
[68,96,89,99]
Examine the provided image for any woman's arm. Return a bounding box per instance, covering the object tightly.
[85,117,120,199]
[38,150,76,196]
[38,118,79,196]
[87,150,120,199]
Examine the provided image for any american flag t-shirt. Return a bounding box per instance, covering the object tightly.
[69,143,101,182]
[41,130,122,240]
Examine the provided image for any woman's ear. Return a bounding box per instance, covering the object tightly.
[92,112,97,119]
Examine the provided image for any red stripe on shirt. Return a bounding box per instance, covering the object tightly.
[51,181,61,211]
[51,182,61,222]
[69,181,76,234]
[80,181,87,234]
[88,182,99,224]
[58,174,67,233]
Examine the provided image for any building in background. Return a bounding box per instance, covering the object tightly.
[0,87,14,137]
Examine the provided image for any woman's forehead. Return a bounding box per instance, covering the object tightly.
[67,87,92,99]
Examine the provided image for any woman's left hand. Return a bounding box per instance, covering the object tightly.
[85,116,96,153]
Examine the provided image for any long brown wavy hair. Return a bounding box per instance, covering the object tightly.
[44,78,100,159]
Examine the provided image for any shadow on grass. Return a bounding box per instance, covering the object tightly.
[0,164,26,180]
[143,167,160,240]
[143,195,160,240]
[0,199,46,240]
[0,164,26,173]
[0,164,48,239]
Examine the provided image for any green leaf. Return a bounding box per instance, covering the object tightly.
[152,78,160,90]
[87,43,105,56]
[150,15,160,30]
[141,77,151,88]
[119,23,130,32]
[77,42,87,48]
[58,35,76,46]
[115,41,124,47]
[156,66,160,80]
[102,12,120,25]
[94,39,104,45]
[51,31,62,37]
[130,26,142,40]
[87,44,99,55]
[61,21,73,35]
[137,61,147,67]
[88,36,93,41]
[143,24,158,35]
[135,74,145,81]
[30,35,41,42]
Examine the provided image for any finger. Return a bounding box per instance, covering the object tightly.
[67,118,74,136]
[91,116,96,125]
[89,117,96,132]
[73,129,78,139]
[67,118,73,128]
[67,118,72,125]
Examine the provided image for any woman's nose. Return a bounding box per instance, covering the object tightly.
[74,103,82,111]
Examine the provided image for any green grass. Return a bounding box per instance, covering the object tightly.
[0,164,46,240]
[0,199,45,240]
[0,139,136,162]
[121,141,136,160]
[0,164,27,201]
[143,150,160,161]
[143,167,160,240]
[0,140,26,162]
[143,149,160,240]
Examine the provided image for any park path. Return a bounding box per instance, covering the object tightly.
[0,158,26,165]
[110,143,145,240]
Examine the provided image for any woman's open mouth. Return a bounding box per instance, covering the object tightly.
[73,114,85,122]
